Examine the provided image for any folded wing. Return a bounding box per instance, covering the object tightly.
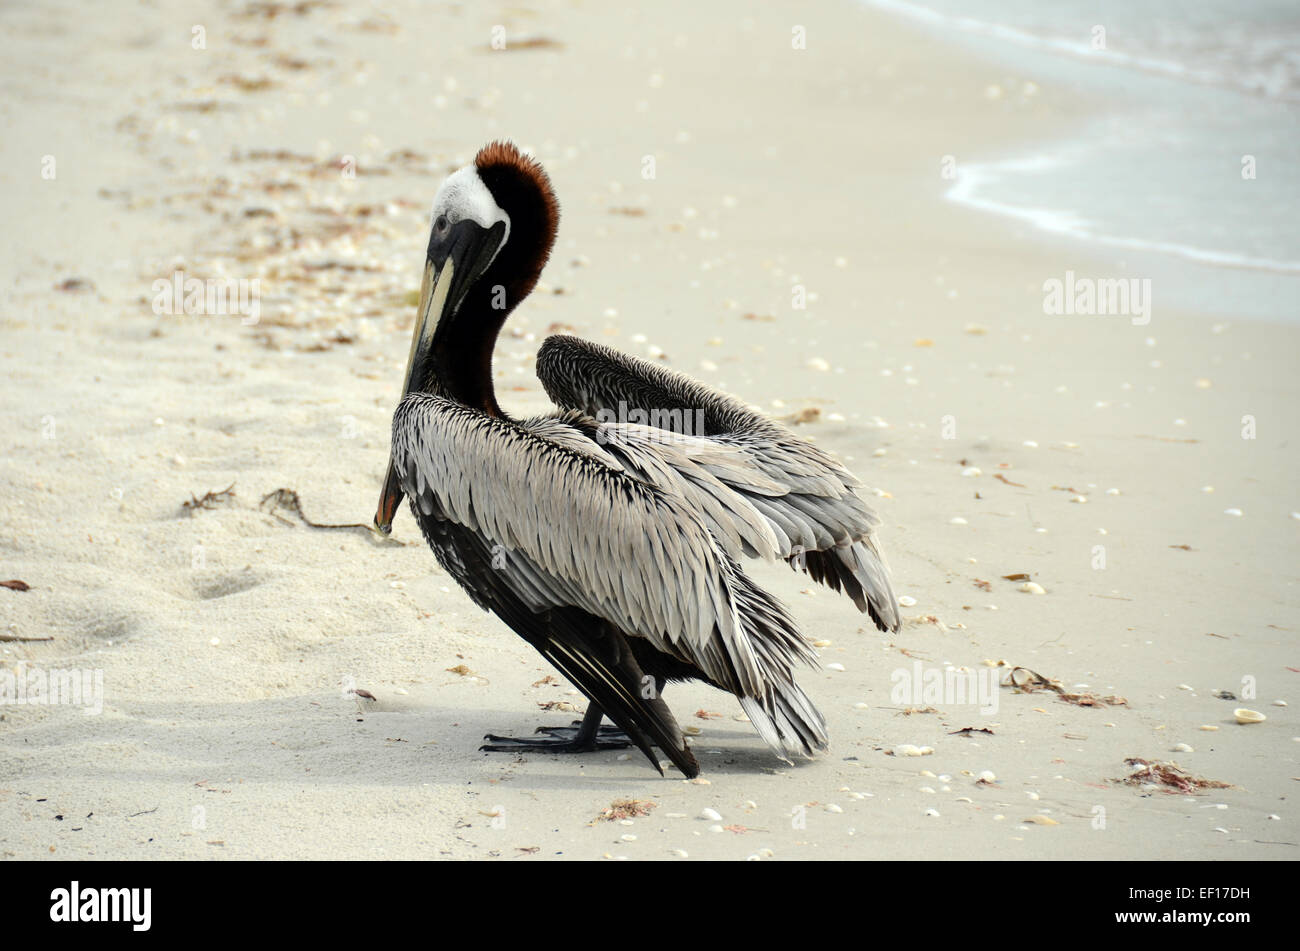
[390,393,827,760]
[535,335,901,632]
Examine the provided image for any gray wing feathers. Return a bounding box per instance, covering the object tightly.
[536,334,900,632]
[392,393,824,756]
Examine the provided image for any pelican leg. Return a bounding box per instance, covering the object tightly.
[480,703,633,753]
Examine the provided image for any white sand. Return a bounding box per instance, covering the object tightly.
[1,0,1295,860]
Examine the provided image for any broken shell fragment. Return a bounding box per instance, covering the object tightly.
[1234,708,1266,724]
[894,744,934,757]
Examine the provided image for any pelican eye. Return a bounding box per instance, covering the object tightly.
[434,214,450,235]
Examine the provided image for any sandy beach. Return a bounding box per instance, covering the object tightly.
[1,0,1296,861]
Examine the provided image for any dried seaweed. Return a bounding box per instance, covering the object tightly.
[1116,758,1235,794]
[596,798,657,822]
[182,482,236,514]
[1003,666,1127,707]
[258,488,374,535]
[0,580,31,592]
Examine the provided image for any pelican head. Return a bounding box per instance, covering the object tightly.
[374,142,559,533]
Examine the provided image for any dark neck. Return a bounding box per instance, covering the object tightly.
[427,288,509,417]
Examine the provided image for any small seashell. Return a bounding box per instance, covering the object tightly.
[825,804,843,814]
[897,595,917,607]
[961,467,982,477]
[670,849,689,857]
[1224,508,1243,517]
[825,662,846,672]
[894,744,932,757]
[806,357,831,372]
[950,516,968,525]
[1172,743,1194,753]
[1026,791,1040,801]
[1199,725,1219,731]
[924,808,941,817]
[1018,582,1046,595]
[976,770,996,784]
[621,834,637,841]
[1272,700,1287,707]
[1234,708,1266,724]
[708,825,724,833]
[812,639,833,648]
[699,808,722,821]
[1024,815,1059,825]
[919,786,936,794]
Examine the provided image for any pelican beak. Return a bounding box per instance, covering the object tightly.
[373,221,506,534]
[373,458,403,535]
[372,257,449,534]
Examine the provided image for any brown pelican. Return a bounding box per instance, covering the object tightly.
[374,142,899,778]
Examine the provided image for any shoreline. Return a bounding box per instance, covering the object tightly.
[861,0,1300,321]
